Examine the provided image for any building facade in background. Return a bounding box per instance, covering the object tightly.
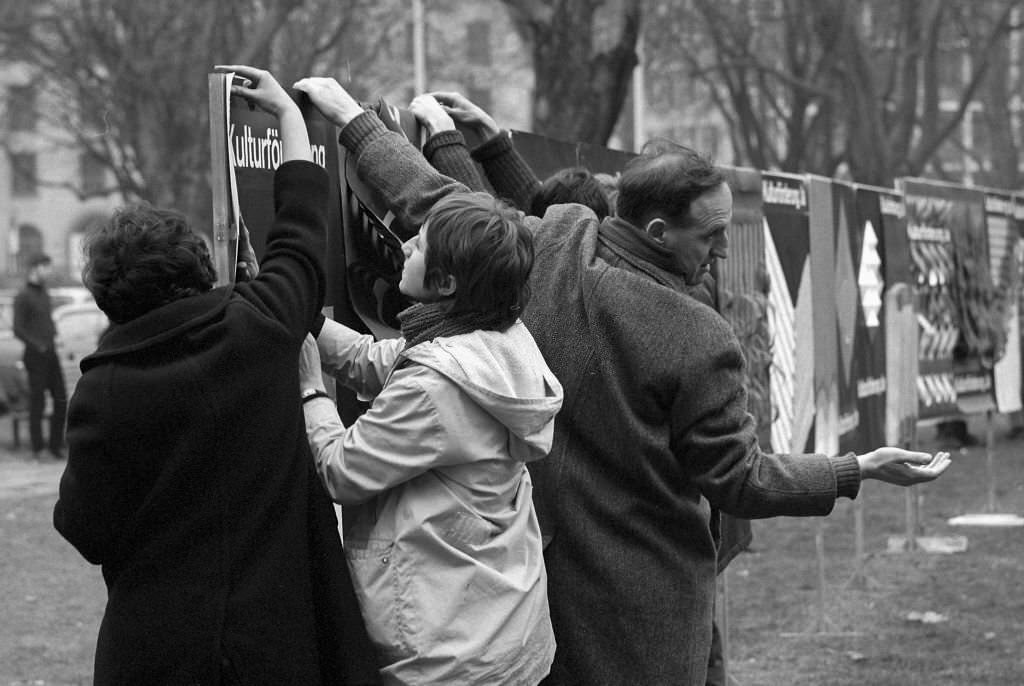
[0,63,120,287]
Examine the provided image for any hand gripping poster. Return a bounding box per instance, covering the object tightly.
[207,72,344,298]
[761,172,815,454]
[983,190,1022,414]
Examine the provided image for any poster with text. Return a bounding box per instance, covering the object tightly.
[762,172,815,454]
[898,179,962,419]
[207,73,345,306]
[836,184,888,452]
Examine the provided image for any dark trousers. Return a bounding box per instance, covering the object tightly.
[24,346,67,453]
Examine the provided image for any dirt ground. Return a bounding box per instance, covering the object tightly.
[1,412,1022,685]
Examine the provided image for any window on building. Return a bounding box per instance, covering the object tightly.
[466,20,492,66]
[10,152,37,196]
[7,85,36,132]
[79,152,106,195]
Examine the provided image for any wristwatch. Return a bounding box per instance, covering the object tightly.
[301,388,330,404]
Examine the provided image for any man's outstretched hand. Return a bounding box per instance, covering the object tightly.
[857,448,952,486]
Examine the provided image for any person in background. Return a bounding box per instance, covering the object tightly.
[297,189,562,685]
[52,65,378,686]
[13,252,67,461]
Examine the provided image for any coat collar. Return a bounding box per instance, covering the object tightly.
[89,286,234,360]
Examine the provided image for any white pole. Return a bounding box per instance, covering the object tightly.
[632,33,645,152]
[412,0,427,95]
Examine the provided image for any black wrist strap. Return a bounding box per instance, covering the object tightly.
[301,390,330,404]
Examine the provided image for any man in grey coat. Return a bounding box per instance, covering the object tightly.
[296,78,951,686]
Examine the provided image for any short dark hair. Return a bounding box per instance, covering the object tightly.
[423,192,533,331]
[82,203,217,324]
[616,140,725,227]
[529,166,610,220]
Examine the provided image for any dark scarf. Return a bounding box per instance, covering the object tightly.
[597,217,714,304]
[398,302,498,351]
[598,216,687,283]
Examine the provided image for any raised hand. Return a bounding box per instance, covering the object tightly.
[215,65,294,118]
[293,77,365,128]
[409,94,456,137]
[430,91,500,139]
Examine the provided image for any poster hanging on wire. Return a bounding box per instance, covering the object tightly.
[762,172,815,454]
[983,190,1022,414]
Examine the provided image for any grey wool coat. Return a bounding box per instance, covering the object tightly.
[339,113,862,686]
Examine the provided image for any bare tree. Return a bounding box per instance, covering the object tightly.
[646,0,1021,187]
[500,0,641,145]
[0,0,382,228]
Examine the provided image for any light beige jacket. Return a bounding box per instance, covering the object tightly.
[304,318,563,686]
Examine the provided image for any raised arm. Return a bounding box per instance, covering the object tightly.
[432,91,540,212]
[215,65,326,336]
[410,94,487,192]
[295,76,469,231]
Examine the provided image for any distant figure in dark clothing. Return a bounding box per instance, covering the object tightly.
[13,253,66,460]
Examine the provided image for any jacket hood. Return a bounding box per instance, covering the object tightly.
[401,320,563,462]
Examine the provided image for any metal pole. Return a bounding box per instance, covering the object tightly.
[632,33,645,152]
[412,0,426,95]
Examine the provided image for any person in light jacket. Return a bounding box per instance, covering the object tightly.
[295,76,952,686]
[298,190,563,686]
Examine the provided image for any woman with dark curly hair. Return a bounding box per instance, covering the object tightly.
[53,66,378,686]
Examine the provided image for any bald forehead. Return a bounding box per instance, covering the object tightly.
[686,182,732,227]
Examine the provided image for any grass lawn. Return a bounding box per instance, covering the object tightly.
[724,414,1024,685]
[1,414,1022,685]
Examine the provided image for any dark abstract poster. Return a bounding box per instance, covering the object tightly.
[843,185,890,452]
[898,179,962,419]
[762,172,815,454]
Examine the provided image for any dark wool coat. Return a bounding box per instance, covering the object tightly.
[54,161,379,686]
[340,114,862,686]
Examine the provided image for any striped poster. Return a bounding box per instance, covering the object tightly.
[762,172,815,454]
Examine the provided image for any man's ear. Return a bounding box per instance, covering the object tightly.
[645,218,666,243]
[437,274,457,297]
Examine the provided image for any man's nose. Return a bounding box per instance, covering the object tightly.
[712,233,729,258]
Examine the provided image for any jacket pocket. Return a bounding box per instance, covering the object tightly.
[443,510,498,550]
[345,538,415,661]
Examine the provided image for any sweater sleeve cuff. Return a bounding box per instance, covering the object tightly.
[831,452,862,500]
[470,129,514,162]
[338,111,390,159]
[423,129,467,161]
